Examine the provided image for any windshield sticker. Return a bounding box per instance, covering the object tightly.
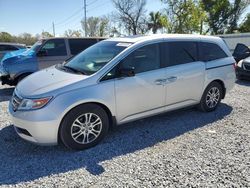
[116,43,132,47]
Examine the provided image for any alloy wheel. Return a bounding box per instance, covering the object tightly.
[71,113,102,144]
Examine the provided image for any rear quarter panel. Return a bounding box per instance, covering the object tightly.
[204,57,236,94]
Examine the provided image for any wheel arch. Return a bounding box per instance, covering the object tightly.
[57,101,116,144]
[206,79,226,99]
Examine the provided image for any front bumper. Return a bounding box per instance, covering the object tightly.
[0,66,14,85]
[9,103,60,145]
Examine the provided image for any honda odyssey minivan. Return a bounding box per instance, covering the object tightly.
[9,34,236,150]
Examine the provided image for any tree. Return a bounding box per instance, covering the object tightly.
[99,17,109,37]
[239,13,250,32]
[112,0,147,35]
[227,0,250,33]
[202,0,249,34]
[162,0,206,34]
[0,32,13,42]
[41,31,53,38]
[64,29,82,37]
[81,16,112,37]
[148,11,166,34]
[15,33,37,45]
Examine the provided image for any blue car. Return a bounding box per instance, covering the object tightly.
[0,37,104,85]
[0,42,26,61]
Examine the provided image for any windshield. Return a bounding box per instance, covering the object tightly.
[64,41,131,75]
[29,40,43,52]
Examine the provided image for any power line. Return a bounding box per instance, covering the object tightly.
[87,0,98,7]
[54,7,84,26]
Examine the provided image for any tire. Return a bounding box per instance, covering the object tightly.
[198,82,223,112]
[59,104,109,150]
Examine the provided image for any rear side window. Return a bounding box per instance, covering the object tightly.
[40,39,67,56]
[69,39,98,55]
[0,45,18,51]
[199,42,228,62]
[161,41,198,67]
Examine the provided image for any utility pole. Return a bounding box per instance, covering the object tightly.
[52,22,55,37]
[84,0,87,37]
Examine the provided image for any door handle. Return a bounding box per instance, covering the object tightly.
[167,76,177,82]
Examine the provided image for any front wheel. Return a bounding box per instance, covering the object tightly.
[198,82,223,112]
[59,104,109,150]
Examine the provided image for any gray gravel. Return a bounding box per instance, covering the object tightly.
[0,81,249,187]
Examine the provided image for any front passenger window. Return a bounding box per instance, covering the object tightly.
[120,43,160,74]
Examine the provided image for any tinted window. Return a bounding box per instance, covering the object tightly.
[0,45,18,51]
[162,42,198,67]
[120,43,160,74]
[69,39,98,55]
[40,39,67,56]
[200,42,227,62]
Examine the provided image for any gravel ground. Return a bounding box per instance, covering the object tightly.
[0,81,249,187]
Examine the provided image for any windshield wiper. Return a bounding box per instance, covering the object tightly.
[63,65,87,75]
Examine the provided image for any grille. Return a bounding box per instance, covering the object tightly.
[11,91,22,111]
[244,63,250,71]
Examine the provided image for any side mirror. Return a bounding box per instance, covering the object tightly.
[119,67,135,77]
[37,50,48,57]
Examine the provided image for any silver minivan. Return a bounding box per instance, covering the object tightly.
[9,35,236,150]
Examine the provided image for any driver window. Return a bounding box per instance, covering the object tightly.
[101,43,161,81]
[120,43,160,74]
[39,39,67,56]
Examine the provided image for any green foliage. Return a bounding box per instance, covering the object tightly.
[64,29,82,37]
[161,0,207,34]
[0,32,13,42]
[81,16,110,37]
[202,0,249,34]
[99,17,109,37]
[41,31,53,38]
[239,13,250,32]
[0,32,38,45]
[148,11,167,33]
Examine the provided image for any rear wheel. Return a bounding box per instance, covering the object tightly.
[198,82,223,112]
[59,104,109,150]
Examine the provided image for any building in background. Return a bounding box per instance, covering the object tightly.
[218,33,250,53]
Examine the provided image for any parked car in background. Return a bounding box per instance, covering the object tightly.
[236,57,250,80]
[233,43,250,79]
[233,43,250,62]
[0,42,26,61]
[9,34,236,150]
[0,37,105,85]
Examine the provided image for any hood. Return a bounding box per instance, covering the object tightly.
[16,66,89,97]
[1,49,35,63]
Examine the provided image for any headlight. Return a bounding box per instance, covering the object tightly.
[18,97,52,110]
[237,60,243,68]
